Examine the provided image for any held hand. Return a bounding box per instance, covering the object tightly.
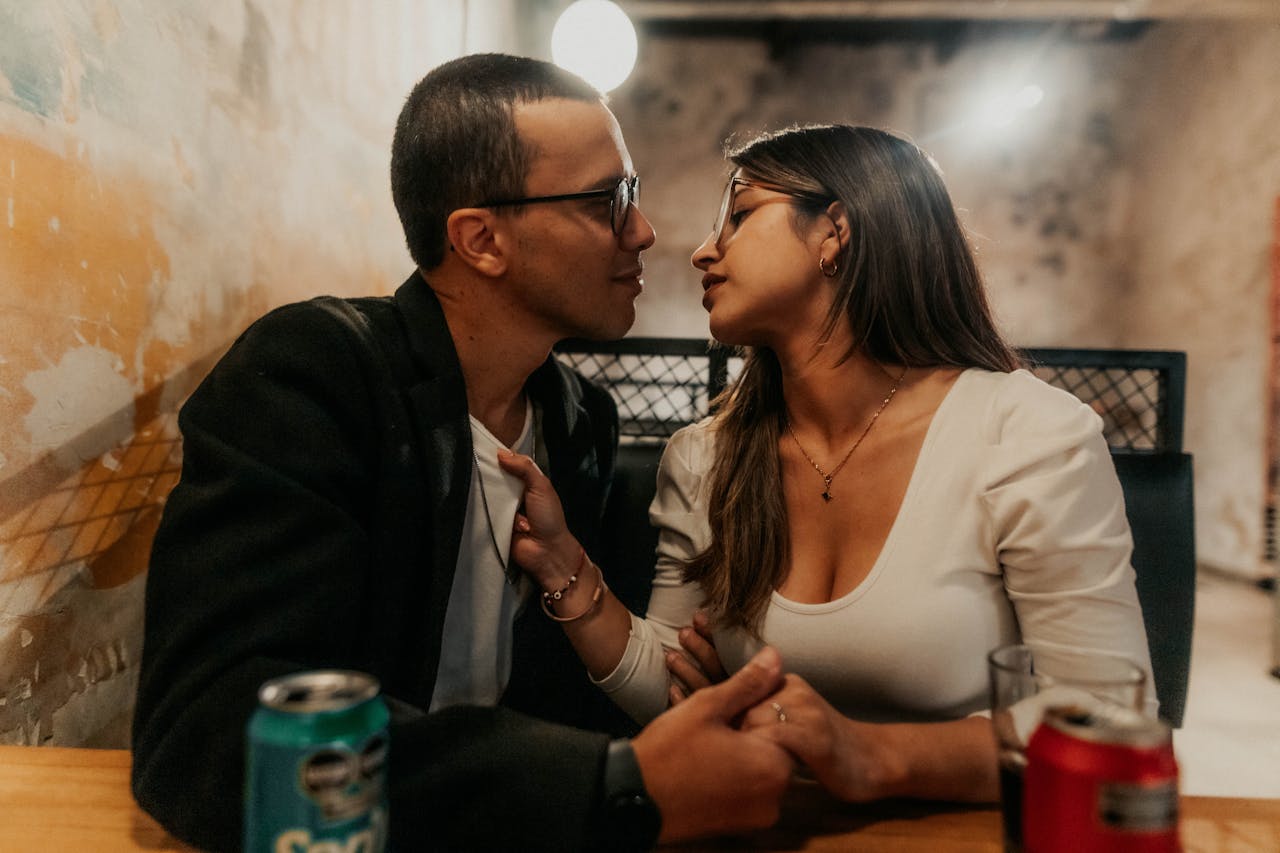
[632,647,794,843]
[742,674,895,803]
[666,610,728,705]
[496,449,580,588]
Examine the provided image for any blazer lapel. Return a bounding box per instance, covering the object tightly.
[393,274,471,692]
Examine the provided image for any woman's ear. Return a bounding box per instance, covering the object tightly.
[445,208,509,277]
[820,200,852,259]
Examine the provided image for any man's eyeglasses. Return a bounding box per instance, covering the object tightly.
[482,175,640,236]
[711,175,832,246]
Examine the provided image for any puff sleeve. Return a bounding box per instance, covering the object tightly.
[592,423,714,723]
[981,371,1158,717]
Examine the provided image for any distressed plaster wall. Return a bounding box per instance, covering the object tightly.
[612,19,1278,579]
[0,0,518,748]
[614,22,1143,345]
[1121,22,1280,577]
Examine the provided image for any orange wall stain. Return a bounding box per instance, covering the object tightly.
[0,134,174,474]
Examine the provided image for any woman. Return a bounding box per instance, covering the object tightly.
[498,124,1154,804]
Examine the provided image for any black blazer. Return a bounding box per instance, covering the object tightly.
[132,274,637,852]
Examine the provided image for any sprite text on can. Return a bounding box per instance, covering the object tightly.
[245,670,390,853]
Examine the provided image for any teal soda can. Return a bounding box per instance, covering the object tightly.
[245,670,390,853]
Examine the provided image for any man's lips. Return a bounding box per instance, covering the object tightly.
[614,267,644,283]
[702,274,726,291]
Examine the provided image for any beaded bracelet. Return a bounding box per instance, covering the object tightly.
[541,558,608,623]
[540,549,589,604]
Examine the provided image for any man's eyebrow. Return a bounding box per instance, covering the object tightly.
[582,173,626,191]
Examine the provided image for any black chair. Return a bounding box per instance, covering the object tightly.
[599,443,663,618]
[1112,453,1195,727]
[1026,349,1194,727]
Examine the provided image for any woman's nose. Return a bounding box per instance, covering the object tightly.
[691,233,719,270]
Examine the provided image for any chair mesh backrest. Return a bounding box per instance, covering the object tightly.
[1024,348,1186,454]
[556,341,1186,454]
[555,339,731,444]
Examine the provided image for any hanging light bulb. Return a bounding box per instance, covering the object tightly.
[551,1,638,93]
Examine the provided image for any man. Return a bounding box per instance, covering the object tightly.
[131,54,792,852]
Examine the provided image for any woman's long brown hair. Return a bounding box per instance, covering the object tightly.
[683,125,1022,634]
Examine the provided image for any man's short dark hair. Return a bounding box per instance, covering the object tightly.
[390,53,603,270]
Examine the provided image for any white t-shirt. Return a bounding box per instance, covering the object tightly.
[429,403,534,712]
[596,369,1157,724]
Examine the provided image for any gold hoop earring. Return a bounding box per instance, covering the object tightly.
[819,256,839,277]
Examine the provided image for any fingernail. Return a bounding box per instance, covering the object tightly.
[516,518,530,532]
[678,627,691,641]
[749,646,781,674]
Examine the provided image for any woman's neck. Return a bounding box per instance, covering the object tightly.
[776,345,906,447]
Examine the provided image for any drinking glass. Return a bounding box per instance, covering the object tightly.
[987,644,1146,853]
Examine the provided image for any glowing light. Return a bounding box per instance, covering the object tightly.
[1015,84,1045,110]
[551,1,638,93]
[974,83,1045,131]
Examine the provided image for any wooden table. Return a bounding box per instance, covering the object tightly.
[1,745,1276,852]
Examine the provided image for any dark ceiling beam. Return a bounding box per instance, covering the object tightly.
[620,1,1280,21]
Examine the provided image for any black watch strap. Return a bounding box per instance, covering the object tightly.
[589,739,662,852]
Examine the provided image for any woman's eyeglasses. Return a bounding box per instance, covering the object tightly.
[711,176,832,246]
[482,175,640,236]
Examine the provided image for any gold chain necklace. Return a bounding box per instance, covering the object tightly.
[785,367,908,503]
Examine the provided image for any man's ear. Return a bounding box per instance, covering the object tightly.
[446,208,509,277]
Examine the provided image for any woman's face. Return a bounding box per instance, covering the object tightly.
[691,173,836,349]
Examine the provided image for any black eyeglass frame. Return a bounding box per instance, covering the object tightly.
[481,175,640,236]
[711,175,833,246]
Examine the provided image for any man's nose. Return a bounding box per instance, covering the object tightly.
[622,203,657,251]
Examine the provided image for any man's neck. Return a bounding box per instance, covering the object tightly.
[427,270,555,447]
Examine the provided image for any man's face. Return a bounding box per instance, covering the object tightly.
[502,98,656,342]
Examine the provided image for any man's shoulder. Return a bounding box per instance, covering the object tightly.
[232,294,400,356]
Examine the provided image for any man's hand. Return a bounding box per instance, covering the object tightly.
[631,646,794,843]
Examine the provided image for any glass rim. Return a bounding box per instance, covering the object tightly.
[987,643,1146,688]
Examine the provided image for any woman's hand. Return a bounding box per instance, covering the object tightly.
[666,610,728,705]
[496,449,583,590]
[742,674,900,803]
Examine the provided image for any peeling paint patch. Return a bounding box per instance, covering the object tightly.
[0,6,62,119]
[22,345,134,458]
[0,133,173,481]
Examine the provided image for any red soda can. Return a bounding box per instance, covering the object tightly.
[1023,705,1179,853]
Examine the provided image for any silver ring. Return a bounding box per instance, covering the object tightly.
[770,701,788,724]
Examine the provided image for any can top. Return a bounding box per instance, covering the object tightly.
[258,670,381,713]
[1042,703,1171,749]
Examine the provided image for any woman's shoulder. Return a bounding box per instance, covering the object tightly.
[663,417,717,477]
[953,368,1102,447]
